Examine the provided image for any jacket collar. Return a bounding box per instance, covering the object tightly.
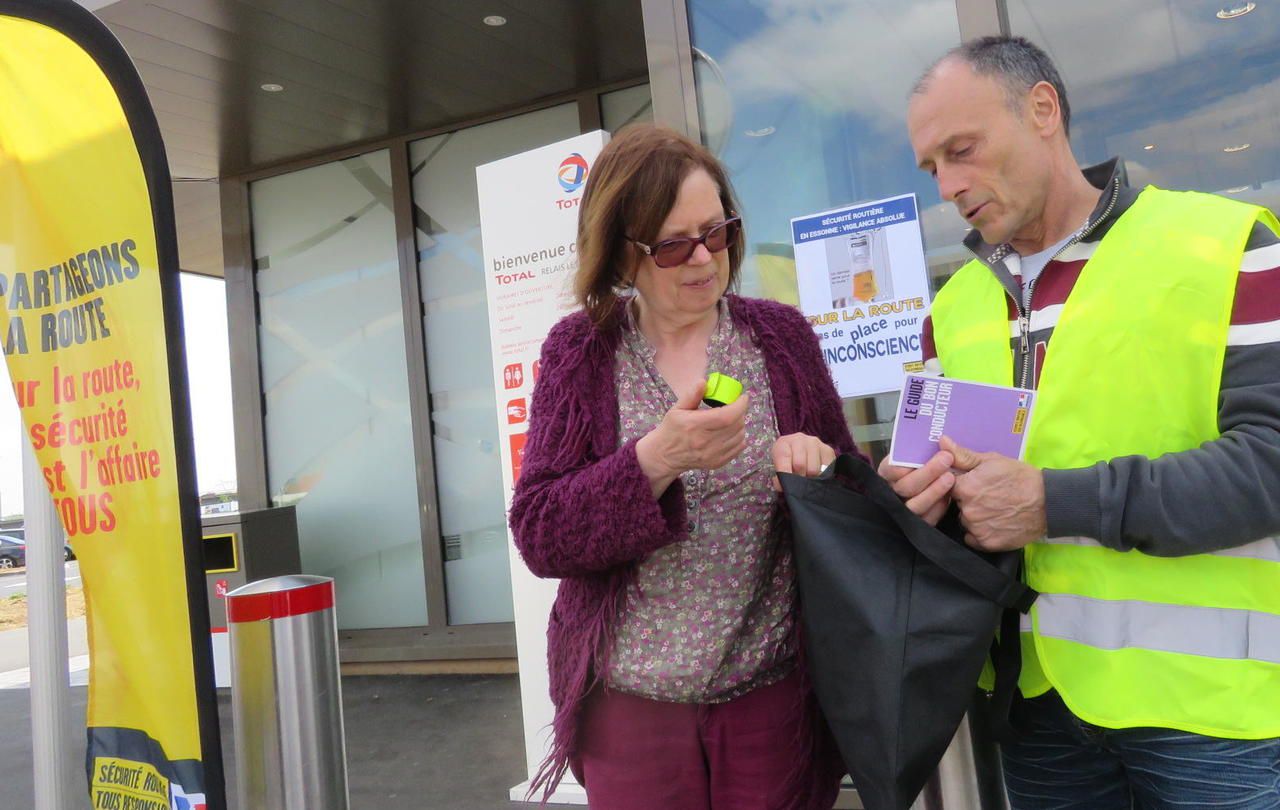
[961,157,1129,265]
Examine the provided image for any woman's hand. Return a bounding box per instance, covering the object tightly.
[770,433,837,491]
[635,382,750,497]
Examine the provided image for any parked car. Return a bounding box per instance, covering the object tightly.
[0,536,26,569]
[0,529,74,563]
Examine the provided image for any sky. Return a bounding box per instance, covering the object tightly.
[0,273,237,518]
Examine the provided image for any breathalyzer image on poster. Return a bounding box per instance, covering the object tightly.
[824,228,894,308]
[791,193,932,399]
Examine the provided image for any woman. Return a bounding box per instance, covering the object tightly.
[510,124,858,810]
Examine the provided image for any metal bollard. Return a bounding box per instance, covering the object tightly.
[912,704,1010,810]
[226,575,350,810]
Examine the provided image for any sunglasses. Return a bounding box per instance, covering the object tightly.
[628,216,741,269]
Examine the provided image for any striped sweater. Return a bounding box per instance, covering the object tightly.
[921,158,1280,556]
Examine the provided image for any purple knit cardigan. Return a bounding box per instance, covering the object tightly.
[509,294,859,800]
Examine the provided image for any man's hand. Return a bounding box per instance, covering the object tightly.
[879,450,956,526]
[943,436,1046,551]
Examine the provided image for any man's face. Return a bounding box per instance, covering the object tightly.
[908,60,1051,247]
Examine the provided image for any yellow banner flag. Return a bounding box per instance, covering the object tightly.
[1,1,224,807]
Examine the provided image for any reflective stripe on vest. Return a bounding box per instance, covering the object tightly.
[1019,595,1280,665]
[930,186,1280,738]
[1043,535,1280,563]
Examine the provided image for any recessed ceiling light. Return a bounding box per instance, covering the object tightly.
[1143,144,1156,150]
[1225,185,1252,193]
[1217,2,1256,19]
[260,83,284,93]
[1224,143,1252,153]
[483,14,507,26]
[744,126,775,137]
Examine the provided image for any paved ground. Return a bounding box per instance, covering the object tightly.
[0,616,88,677]
[3,675,539,809]
[0,560,82,600]
[0,567,544,808]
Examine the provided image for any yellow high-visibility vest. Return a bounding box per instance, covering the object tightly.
[931,187,1280,738]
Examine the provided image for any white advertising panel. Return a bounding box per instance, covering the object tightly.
[791,193,933,398]
[477,129,609,803]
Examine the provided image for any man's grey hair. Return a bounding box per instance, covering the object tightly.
[913,36,1071,137]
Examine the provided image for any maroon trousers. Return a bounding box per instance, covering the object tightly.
[569,671,842,810]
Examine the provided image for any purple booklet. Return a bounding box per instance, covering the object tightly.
[888,375,1036,468]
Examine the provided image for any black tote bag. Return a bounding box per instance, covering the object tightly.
[779,454,1036,810]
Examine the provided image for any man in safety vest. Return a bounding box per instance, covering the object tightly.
[885,35,1280,807]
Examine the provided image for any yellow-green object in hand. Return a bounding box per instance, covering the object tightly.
[703,372,743,407]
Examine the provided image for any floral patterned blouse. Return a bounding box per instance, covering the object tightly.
[607,301,797,703]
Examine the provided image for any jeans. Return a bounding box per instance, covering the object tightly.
[1001,692,1280,809]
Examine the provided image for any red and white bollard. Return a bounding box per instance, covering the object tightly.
[226,575,350,810]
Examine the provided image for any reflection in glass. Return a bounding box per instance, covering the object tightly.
[686,0,965,455]
[602,84,654,131]
[252,150,429,630]
[1008,1,1280,212]
[410,104,580,625]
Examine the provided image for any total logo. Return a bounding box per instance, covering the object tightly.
[558,153,588,193]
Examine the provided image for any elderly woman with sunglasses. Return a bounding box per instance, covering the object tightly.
[511,124,856,810]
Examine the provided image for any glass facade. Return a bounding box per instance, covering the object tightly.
[686,0,965,453]
[602,83,654,130]
[1008,1,1280,211]
[245,89,652,637]
[251,150,430,630]
[226,0,1280,655]
[244,87,668,634]
[409,103,580,626]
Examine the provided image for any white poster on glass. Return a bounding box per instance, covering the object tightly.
[790,193,933,398]
[477,129,609,804]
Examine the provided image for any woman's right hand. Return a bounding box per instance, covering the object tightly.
[635,382,750,497]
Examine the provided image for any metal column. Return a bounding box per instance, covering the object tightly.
[227,575,349,810]
[23,438,79,808]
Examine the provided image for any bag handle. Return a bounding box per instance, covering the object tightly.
[987,603,1025,743]
[823,454,1037,613]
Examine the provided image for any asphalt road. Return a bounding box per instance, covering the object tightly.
[0,561,81,599]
